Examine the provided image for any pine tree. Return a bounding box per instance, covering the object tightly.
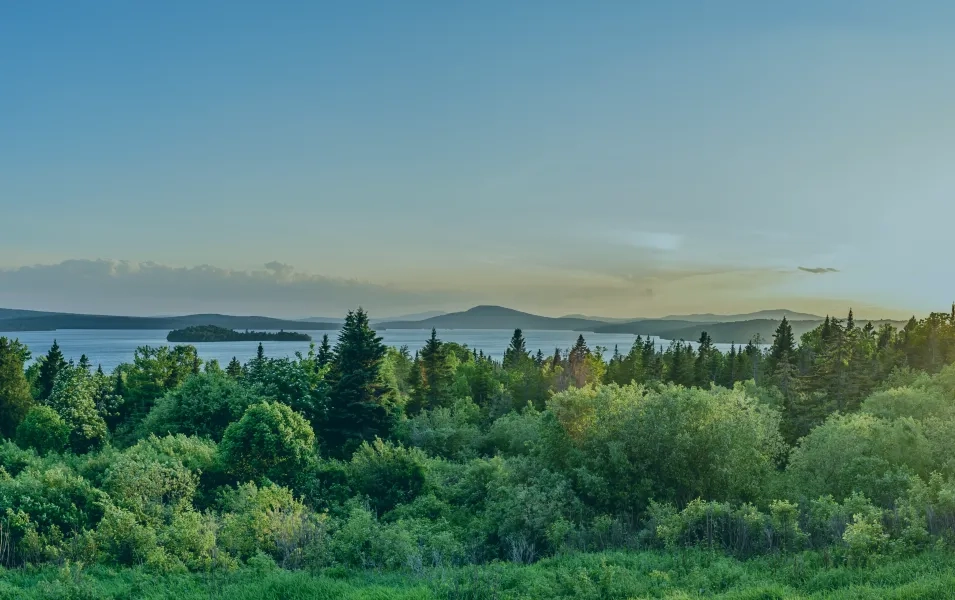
[0,337,34,438]
[78,354,91,371]
[37,340,68,401]
[324,308,391,458]
[226,356,243,378]
[256,343,265,361]
[846,308,855,331]
[694,332,714,387]
[414,329,453,413]
[504,329,529,369]
[317,334,332,367]
[568,335,590,387]
[769,317,796,367]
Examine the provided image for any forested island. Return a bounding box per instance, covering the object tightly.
[166,325,311,343]
[4,306,955,597]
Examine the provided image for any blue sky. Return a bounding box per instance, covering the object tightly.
[2,1,954,318]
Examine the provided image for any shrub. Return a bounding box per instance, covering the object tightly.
[219,482,326,568]
[16,406,69,455]
[218,401,316,488]
[143,373,257,441]
[348,438,429,514]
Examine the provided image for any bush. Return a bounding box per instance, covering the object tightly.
[540,384,784,515]
[218,401,316,488]
[348,438,429,514]
[143,373,257,441]
[785,413,935,506]
[16,406,69,455]
[219,482,326,568]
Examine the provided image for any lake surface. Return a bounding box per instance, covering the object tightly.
[8,329,745,373]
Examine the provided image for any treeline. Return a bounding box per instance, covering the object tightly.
[166,325,311,343]
[1,306,955,575]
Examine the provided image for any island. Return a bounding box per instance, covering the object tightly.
[166,325,311,343]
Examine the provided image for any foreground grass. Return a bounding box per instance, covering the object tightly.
[2,550,955,599]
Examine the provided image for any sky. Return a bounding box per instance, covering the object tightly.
[2,1,954,319]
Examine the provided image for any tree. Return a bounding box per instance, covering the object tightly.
[411,329,454,414]
[256,343,265,362]
[0,336,34,438]
[219,401,316,487]
[324,308,392,457]
[694,331,715,387]
[317,334,332,368]
[226,356,243,379]
[44,364,108,453]
[769,317,795,366]
[143,372,257,440]
[568,335,590,387]
[16,405,69,454]
[78,354,92,371]
[504,329,529,369]
[37,340,68,400]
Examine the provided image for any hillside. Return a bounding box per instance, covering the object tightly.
[659,309,823,323]
[376,305,605,331]
[0,309,339,332]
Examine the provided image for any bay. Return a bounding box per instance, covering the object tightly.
[8,329,747,373]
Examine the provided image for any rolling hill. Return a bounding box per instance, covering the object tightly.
[0,310,339,332]
[659,310,823,323]
[376,305,606,331]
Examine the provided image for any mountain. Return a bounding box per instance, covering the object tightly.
[659,310,823,323]
[376,305,605,331]
[376,310,448,322]
[0,309,339,332]
[558,313,636,323]
[591,319,706,336]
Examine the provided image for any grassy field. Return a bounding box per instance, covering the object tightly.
[3,549,955,600]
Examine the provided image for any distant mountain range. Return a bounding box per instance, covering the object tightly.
[0,305,905,344]
[300,311,449,325]
[377,305,604,332]
[0,309,338,332]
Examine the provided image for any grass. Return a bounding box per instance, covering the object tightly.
[2,550,955,599]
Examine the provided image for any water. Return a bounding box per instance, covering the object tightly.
[7,329,745,373]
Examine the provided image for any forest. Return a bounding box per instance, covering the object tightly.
[166,325,311,343]
[3,307,955,598]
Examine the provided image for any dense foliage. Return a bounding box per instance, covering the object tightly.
[166,325,311,343]
[3,305,955,595]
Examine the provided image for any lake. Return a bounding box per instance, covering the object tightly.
[8,329,746,373]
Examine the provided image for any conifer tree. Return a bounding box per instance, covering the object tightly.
[226,356,243,379]
[256,342,265,361]
[414,329,453,413]
[504,329,529,369]
[317,334,332,367]
[0,337,34,438]
[324,308,391,458]
[769,317,796,368]
[78,354,91,371]
[37,340,68,401]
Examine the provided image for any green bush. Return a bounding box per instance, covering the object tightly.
[348,438,429,514]
[218,401,316,488]
[143,373,257,441]
[16,405,70,455]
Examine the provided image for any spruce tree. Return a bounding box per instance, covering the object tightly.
[78,354,91,371]
[317,334,332,367]
[769,317,796,368]
[325,308,391,458]
[256,343,265,361]
[0,337,34,438]
[504,329,529,369]
[226,356,243,379]
[414,328,453,413]
[37,340,68,401]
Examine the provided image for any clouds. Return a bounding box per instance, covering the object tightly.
[798,267,840,274]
